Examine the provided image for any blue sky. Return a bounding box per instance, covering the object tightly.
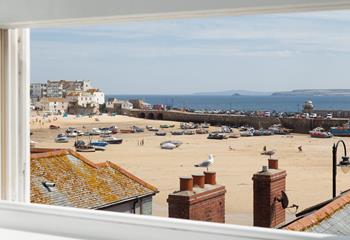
[32,10,350,94]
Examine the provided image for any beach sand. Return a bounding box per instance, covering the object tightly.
[30,114,349,225]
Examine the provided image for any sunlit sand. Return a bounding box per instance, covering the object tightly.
[31,114,348,225]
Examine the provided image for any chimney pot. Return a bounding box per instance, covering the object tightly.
[180,177,193,191]
[192,174,205,188]
[204,171,216,185]
[268,159,278,169]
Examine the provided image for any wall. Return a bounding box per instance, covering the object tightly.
[124,109,349,133]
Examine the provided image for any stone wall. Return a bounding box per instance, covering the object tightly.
[123,109,349,134]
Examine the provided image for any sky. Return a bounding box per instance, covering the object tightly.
[31,10,350,95]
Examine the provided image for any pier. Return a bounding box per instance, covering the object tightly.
[122,109,349,134]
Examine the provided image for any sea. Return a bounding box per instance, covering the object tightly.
[106,95,350,112]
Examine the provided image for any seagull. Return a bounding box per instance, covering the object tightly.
[261,150,276,159]
[298,146,303,152]
[194,154,214,171]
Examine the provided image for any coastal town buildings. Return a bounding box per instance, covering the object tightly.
[30,80,105,115]
[31,148,158,214]
[106,98,133,113]
[34,97,68,114]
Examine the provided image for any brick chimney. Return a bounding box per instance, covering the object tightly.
[252,162,287,228]
[167,172,226,223]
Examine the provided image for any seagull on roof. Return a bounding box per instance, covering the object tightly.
[194,154,214,171]
[261,150,276,159]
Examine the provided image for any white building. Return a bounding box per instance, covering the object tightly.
[66,89,105,108]
[106,98,133,112]
[35,97,68,114]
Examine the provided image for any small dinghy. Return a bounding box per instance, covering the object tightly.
[155,131,167,136]
[55,134,69,143]
[102,137,123,144]
[74,140,96,152]
[160,140,183,147]
[171,131,184,135]
[90,140,109,147]
[207,132,227,140]
[161,142,177,150]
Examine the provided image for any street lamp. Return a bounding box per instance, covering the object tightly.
[332,140,350,198]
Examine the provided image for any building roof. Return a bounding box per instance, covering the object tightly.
[47,98,65,102]
[30,148,158,209]
[283,190,350,235]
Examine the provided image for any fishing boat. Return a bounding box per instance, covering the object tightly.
[132,126,144,133]
[93,146,106,151]
[201,123,210,128]
[90,140,109,147]
[330,122,350,136]
[196,128,208,134]
[253,129,274,136]
[171,131,184,135]
[55,134,69,143]
[184,130,195,135]
[99,128,112,135]
[66,127,76,133]
[155,131,166,136]
[146,125,159,131]
[310,127,333,138]
[207,132,227,140]
[221,126,231,133]
[76,145,96,152]
[66,131,78,137]
[74,140,96,152]
[160,142,176,150]
[90,128,101,135]
[102,137,123,144]
[160,140,183,147]
[160,124,175,128]
[240,128,254,137]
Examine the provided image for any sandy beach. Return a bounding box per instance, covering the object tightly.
[30,114,349,225]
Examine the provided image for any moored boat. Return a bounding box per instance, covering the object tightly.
[310,127,333,138]
[160,140,183,147]
[207,132,227,140]
[330,122,350,136]
[76,145,96,152]
[155,131,166,136]
[171,130,184,135]
[102,137,123,144]
[90,140,109,147]
[55,134,69,143]
[184,130,195,135]
[196,128,208,134]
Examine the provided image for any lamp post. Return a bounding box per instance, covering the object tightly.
[332,140,350,198]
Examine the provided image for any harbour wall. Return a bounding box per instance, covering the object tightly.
[122,109,349,134]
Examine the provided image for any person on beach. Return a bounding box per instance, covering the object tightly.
[298,146,303,152]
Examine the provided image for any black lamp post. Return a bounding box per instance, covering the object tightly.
[332,140,350,198]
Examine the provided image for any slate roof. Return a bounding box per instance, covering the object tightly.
[283,190,350,235]
[31,149,158,209]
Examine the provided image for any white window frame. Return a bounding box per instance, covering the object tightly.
[1,0,350,239]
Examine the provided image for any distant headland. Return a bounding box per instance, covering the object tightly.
[271,89,350,96]
[193,89,350,97]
